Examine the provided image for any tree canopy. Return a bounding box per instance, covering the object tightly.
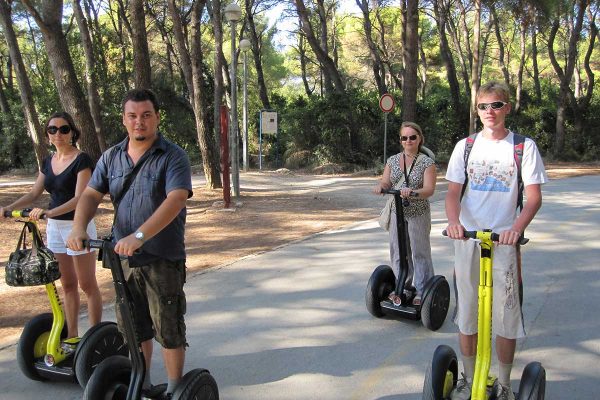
[0,0,597,181]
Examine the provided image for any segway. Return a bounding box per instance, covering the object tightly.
[4,210,127,389]
[422,230,545,400]
[365,189,450,331]
[82,238,218,400]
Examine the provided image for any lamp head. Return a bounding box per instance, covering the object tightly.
[224,3,242,23]
[239,39,251,51]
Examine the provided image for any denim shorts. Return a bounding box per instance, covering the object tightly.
[116,258,187,348]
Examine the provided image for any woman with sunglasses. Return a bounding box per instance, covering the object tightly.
[0,111,101,347]
[373,121,437,306]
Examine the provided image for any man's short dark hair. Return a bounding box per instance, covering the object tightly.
[121,89,160,113]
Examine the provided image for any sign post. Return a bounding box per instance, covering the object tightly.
[259,110,278,170]
[379,93,395,164]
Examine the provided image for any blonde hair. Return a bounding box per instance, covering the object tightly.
[400,121,425,152]
[477,81,510,103]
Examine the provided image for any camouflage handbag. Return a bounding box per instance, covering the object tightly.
[5,221,60,286]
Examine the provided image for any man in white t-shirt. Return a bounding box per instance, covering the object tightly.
[444,82,548,400]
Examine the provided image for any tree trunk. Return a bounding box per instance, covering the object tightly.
[315,0,333,95]
[547,1,586,157]
[531,18,542,103]
[490,5,510,89]
[418,32,427,100]
[515,24,526,113]
[402,0,418,122]
[468,0,481,135]
[208,0,224,157]
[73,0,106,151]
[298,29,313,96]
[167,0,194,97]
[446,5,470,97]
[356,0,387,96]
[432,0,461,113]
[375,10,402,90]
[0,0,48,167]
[294,0,345,95]
[168,0,221,189]
[22,0,101,161]
[245,0,271,109]
[130,0,152,88]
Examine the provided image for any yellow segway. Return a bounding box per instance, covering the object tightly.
[422,230,545,400]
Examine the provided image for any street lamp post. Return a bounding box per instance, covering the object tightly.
[239,38,251,172]
[224,3,242,197]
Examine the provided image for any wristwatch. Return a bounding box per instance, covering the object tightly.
[134,231,145,242]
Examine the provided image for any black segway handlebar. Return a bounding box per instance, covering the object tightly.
[3,209,47,219]
[381,189,418,197]
[83,239,106,250]
[442,229,529,245]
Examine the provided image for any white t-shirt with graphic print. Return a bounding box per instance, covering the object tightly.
[445,131,548,232]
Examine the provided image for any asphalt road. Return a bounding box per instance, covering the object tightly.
[0,175,598,399]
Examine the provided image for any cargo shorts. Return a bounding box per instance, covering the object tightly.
[453,239,526,339]
[116,258,187,348]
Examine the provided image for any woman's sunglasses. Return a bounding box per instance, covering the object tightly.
[401,134,418,142]
[47,125,72,135]
[476,101,507,110]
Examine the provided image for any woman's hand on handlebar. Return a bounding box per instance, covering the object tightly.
[373,182,391,195]
[28,207,47,221]
[399,188,413,198]
[445,222,466,240]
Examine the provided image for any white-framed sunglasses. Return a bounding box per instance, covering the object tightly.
[476,101,507,111]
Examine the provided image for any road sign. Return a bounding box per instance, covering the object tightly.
[261,111,278,134]
[379,93,395,113]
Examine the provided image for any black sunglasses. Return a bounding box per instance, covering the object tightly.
[477,101,507,111]
[47,125,72,135]
[401,134,418,142]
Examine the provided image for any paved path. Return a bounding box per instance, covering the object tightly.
[0,175,598,399]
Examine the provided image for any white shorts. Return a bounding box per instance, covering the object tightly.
[453,239,525,339]
[46,218,97,256]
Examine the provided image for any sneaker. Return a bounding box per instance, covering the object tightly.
[450,373,472,400]
[60,337,80,356]
[141,383,167,400]
[495,382,515,400]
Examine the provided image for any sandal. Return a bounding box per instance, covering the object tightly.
[388,292,402,306]
[412,295,422,306]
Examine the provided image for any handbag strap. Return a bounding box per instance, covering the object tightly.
[109,152,152,231]
[16,222,44,251]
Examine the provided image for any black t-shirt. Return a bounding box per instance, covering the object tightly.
[41,152,94,220]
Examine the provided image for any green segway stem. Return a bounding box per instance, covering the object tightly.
[472,232,493,400]
[44,281,68,365]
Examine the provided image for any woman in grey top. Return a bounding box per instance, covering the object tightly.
[373,122,437,306]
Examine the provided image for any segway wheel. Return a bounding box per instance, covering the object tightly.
[82,355,131,400]
[17,313,67,381]
[421,277,450,331]
[74,321,128,389]
[516,361,546,400]
[365,265,395,317]
[171,368,219,400]
[422,345,458,400]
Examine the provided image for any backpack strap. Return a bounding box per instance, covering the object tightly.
[513,133,525,211]
[460,133,478,201]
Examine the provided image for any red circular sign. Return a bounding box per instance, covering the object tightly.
[379,94,395,113]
